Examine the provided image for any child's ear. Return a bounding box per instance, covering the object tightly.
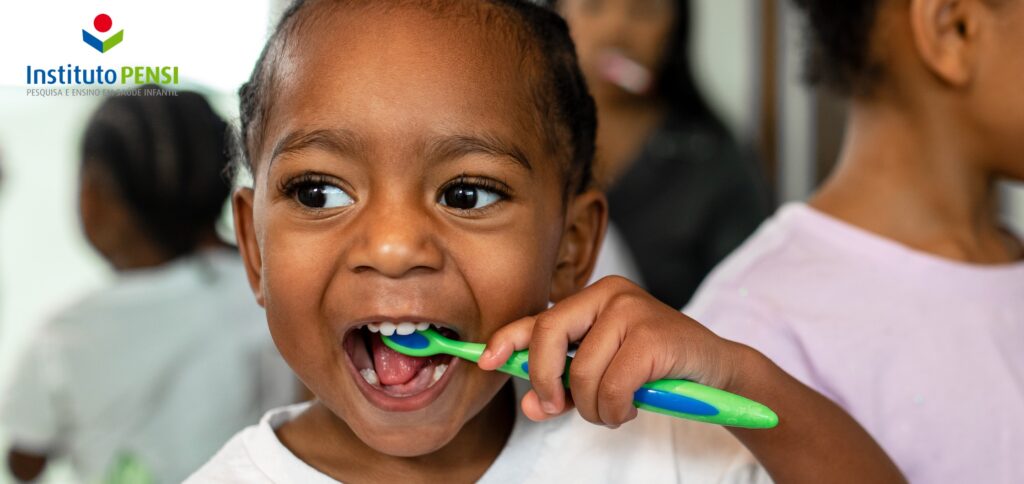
[550,190,608,302]
[233,187,266,307]
[909,0,984,87]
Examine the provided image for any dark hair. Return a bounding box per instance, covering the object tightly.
[82,85,231,258]
[792,0,883,95]
[237,0,597,195]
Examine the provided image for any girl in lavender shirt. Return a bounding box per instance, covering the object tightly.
[687,1,1024,482]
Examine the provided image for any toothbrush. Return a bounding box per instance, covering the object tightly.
[382,328,778,429]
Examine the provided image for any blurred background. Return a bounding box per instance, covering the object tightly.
[1,0,1022,482]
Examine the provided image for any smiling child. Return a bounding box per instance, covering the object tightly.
[187,1,903,482]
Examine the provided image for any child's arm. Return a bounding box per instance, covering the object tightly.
[479,276,904,484]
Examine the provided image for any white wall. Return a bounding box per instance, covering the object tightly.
[1002,183,1024,234]
[775,0,817,202]
[691,0,757,140]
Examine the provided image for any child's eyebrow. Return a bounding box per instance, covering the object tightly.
[425,133,533,172]
[267,128,532,173]
[269,128,366,169]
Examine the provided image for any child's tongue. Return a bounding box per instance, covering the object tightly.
[370,333,430,385]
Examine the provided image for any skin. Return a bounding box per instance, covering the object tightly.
[559,0,675,186]
[235,4,904,483]
[812,0,1024,263]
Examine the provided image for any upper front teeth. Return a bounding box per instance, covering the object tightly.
[364,322,444,337]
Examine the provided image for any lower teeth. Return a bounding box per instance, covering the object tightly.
[358,363,449,388]
[360,368,379,385]
[432,363,448,384]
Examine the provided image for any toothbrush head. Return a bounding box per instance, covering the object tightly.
[381,327,445,357]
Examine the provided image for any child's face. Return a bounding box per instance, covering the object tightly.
[560,0,675,100]
[234,7,602,456]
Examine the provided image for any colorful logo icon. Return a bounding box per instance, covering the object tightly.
[82,14,123,53]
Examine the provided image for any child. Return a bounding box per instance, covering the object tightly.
[189,1,902,482]
[554,0,768,309]
[0,87,296,482]
[686,0,1024,482]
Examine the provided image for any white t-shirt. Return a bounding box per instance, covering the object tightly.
[0,249,297,483]
[187,381,769,483]
[687,203,1024,484]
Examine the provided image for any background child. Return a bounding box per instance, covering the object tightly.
[552,0,768,309]
[189,1,902,482]
[0,86,296,483]
[687,0,1024,482]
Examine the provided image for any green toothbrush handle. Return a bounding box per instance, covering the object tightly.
[497,350,778,429]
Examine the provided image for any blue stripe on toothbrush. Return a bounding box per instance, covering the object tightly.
[389,332,430,349]
[633,388,719,416]
[523,362,719,417]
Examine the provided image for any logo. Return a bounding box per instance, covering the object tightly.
[24,11,181,95]
[82,14,123,53]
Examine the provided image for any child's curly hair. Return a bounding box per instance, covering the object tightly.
[236,0,597,197]
[792,0,883,96]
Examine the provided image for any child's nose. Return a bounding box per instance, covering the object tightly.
[345,199,443,278]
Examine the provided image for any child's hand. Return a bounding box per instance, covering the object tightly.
[478,276,748,427]
[479,276,905,482]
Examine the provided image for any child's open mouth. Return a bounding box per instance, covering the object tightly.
[343,322,459,409]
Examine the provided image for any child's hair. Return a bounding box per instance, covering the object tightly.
[81,84,231,258]
[236,0,597,195]
[792,0,883,96]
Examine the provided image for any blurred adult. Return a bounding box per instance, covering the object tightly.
[0,86,296,483]
[555,0,769,308]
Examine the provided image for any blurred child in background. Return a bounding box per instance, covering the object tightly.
[555,0,769,308]
[688,0,1024,482]
[0,86,296,483]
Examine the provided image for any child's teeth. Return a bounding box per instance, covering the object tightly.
[367,323,380,333]
[432,363,448,384]
[416,322,430,331]
[396,322,416,335]
[360,368,379,385]
[379,322,396,336]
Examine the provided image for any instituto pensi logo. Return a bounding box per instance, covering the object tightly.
[25,11,180,94]
[82,14,123,53]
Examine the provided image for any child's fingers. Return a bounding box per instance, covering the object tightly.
[596,336,651,427]
[566,317,624,425]
[527,299,601,415]
[478,315,536,371]
[521,389,575,422]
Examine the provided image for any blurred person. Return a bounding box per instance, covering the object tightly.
[555,0,769,308]
[687,0,1024,482]
[0,85,296,483]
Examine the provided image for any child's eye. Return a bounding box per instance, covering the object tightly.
[294,183,354,209]
[439,182,504,211]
